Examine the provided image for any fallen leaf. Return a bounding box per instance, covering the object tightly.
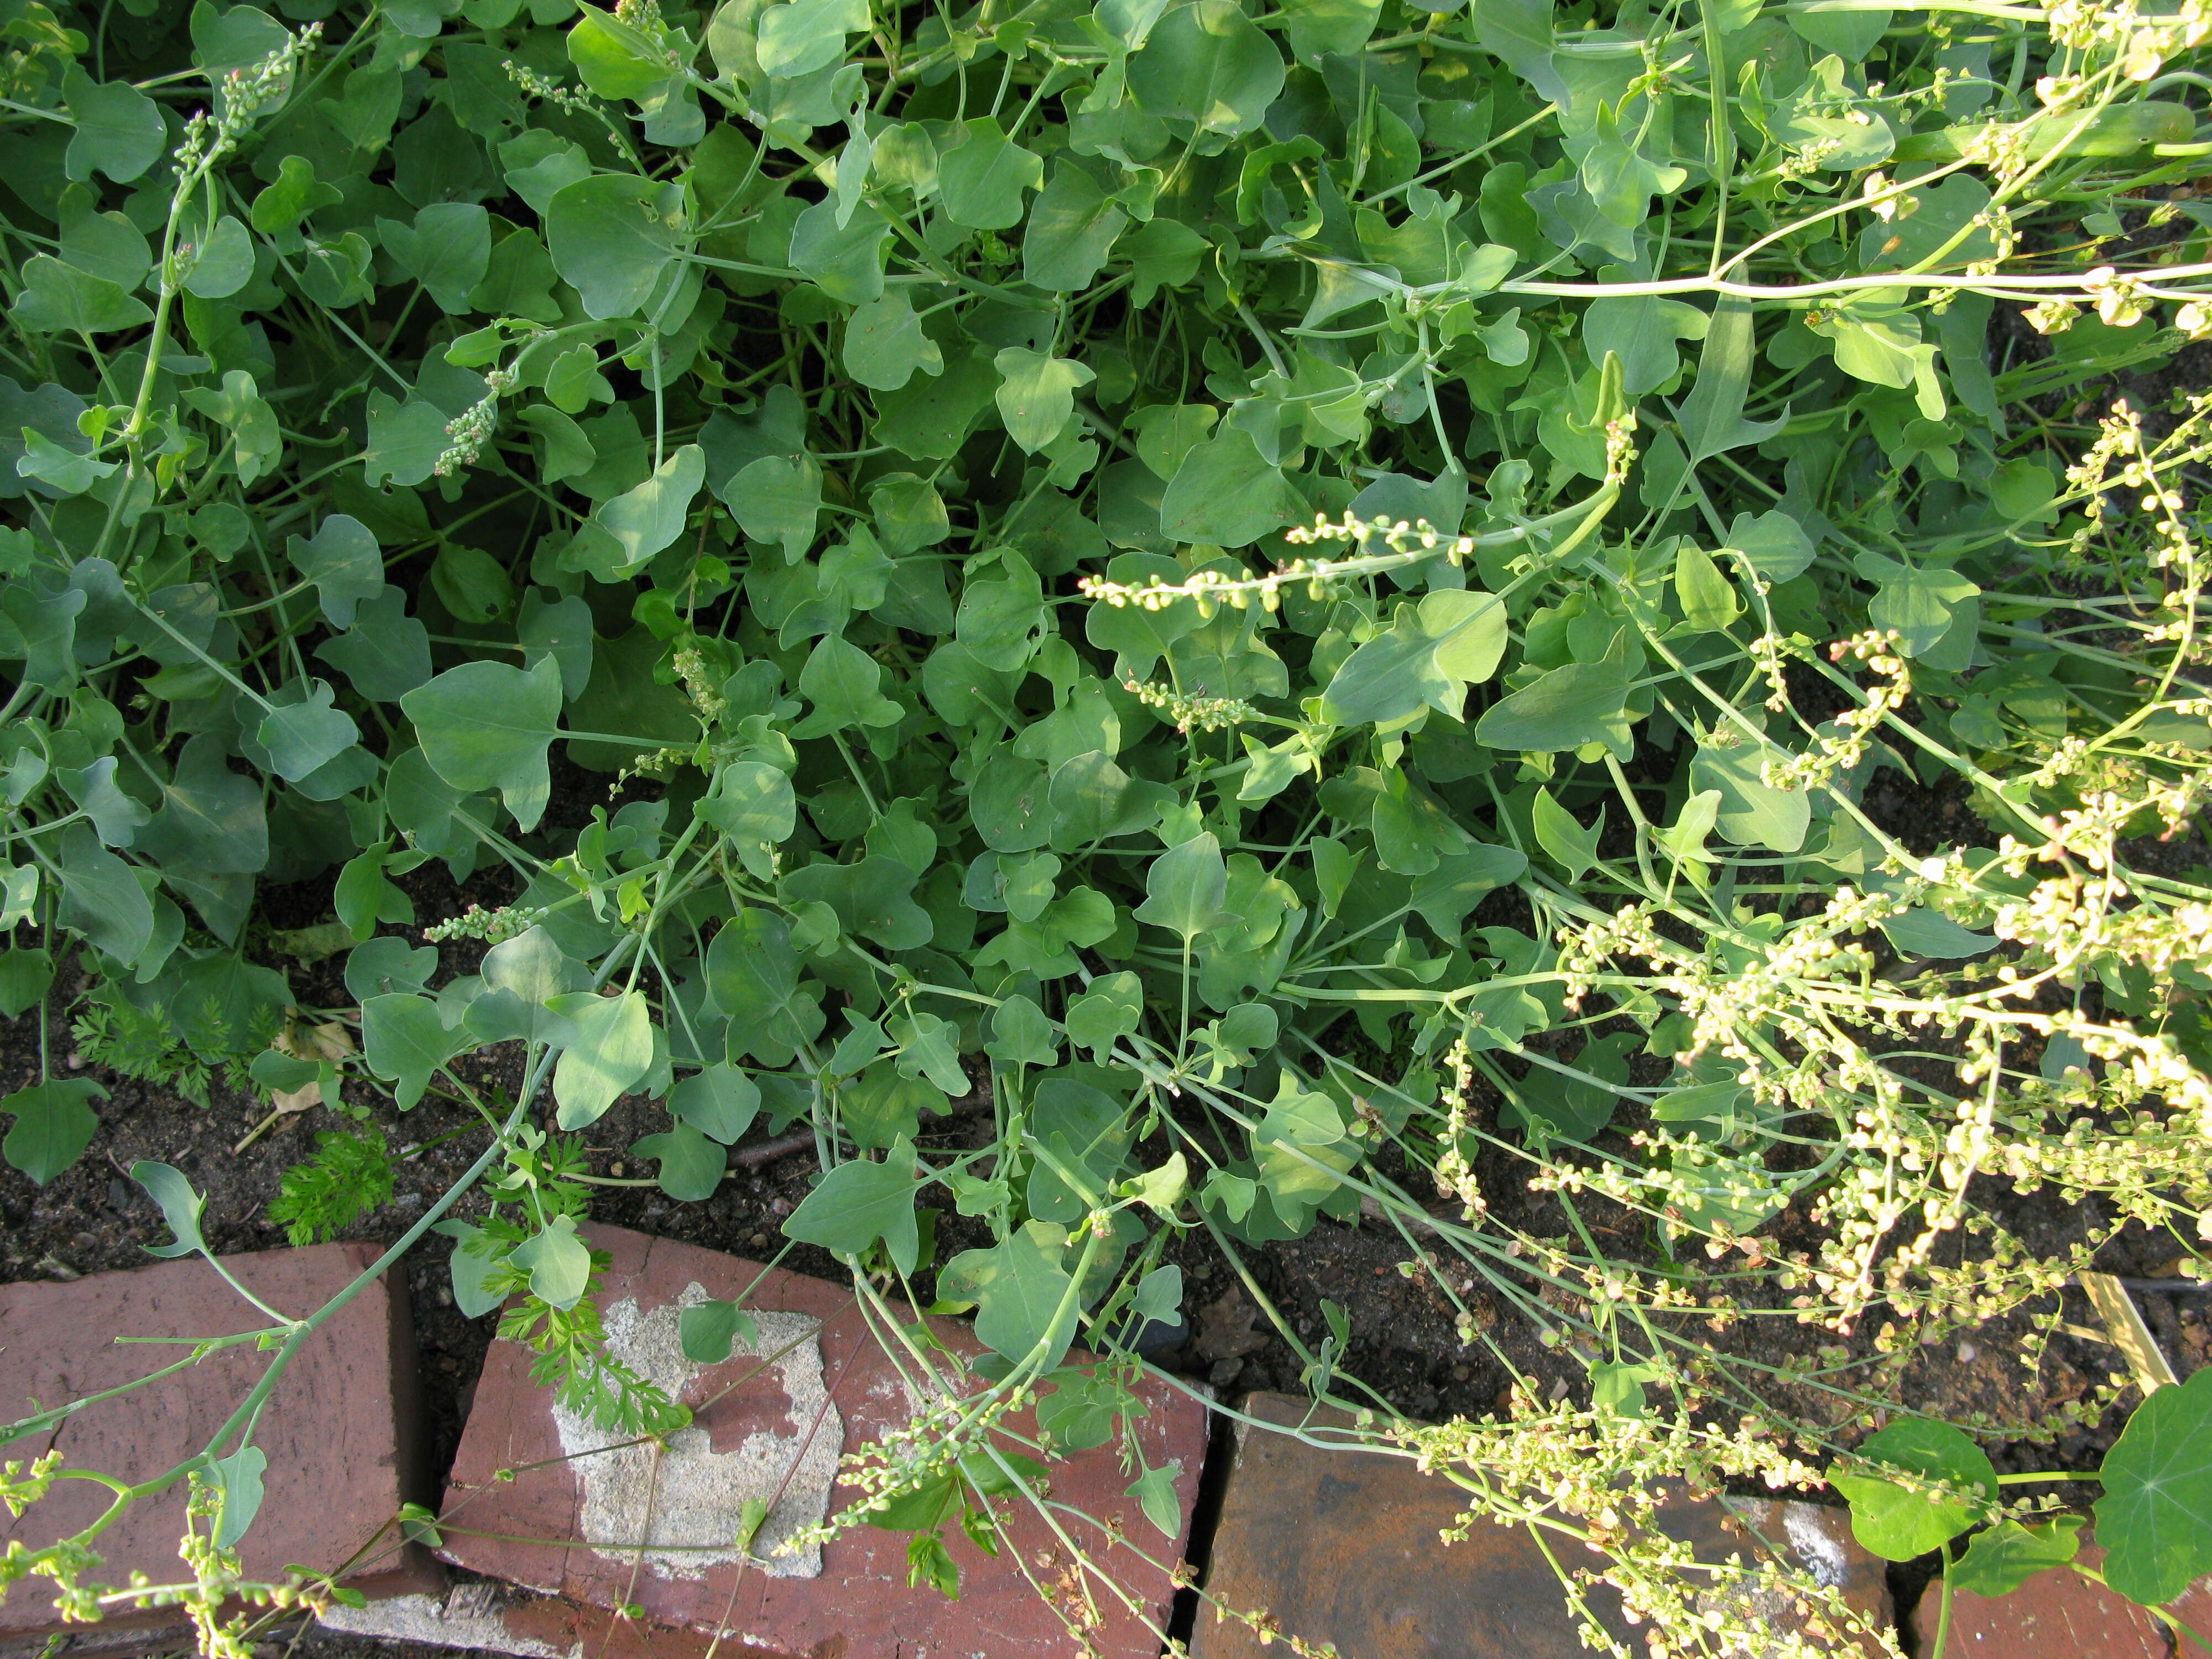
[1191,1289,1270,1363]
[268,922,357,963]
[301,1020,357,1062]
[264,1019,358,1114]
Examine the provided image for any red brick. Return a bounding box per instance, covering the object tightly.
[1911,1536,2178,1658]
[322,1568,719,1659]
[0,1243,434,1651]
[2173,1573,2212,1649]
[1190,1392,1892,1659]
[435,1224,1208,1659]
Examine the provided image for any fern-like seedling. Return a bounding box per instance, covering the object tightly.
[71,1000,215,1108]
[269,1126,396,1246]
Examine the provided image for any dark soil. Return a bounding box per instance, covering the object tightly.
[4,759,2208,1659]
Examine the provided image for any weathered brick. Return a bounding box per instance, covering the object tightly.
[321,1568,718,1659]
[1910,1535,2187,1658]
[2174,1572,2212,1647]
[1189,1392,1892,1659]
[0,1243,434,1655]
[436,1224,1208,1659]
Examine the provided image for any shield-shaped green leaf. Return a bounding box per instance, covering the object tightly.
[632,1120,727,1200]
[1880,909,1997,959]
[699,761,798,845]
[791,634,904,737]
[319,588,432,703]
[679,1297,761,1363]
[938,118,1044,229]
[379,202,492,314]
[1159,430,1304,547]
[546,173,684,319]
[1474,661,1635,755]
[1322,591,1505,726]
[597,442,705,569]
[730,452,822,558]
[1134,832,1229,941]
[13,255,154,335]
[288,515,384,628]
[782,1150,926,1271]
[994,348,1095,454]
[547,989,656,1128]
[1531,788,1604,883]
[940,1220,1077,1369]
[1,1079,105,1186]
[62,66,166,183]
[843,292,943,391]
[257,680,361,783]
[400,655,564,832]
[363,993,469,1110]
[1127,0,1286,142]
[510,1214,593,1308]
[756,0,869,76]
[1023,162,1130,291]
[670,1063,761,1143]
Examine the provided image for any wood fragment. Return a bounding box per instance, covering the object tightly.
[2078,1272,2179,1393]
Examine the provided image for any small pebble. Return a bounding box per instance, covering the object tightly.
[1956,1339,1980,1363]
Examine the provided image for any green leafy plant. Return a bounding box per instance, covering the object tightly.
[69,994,216,1109]
[1840,1371,2212,1656]
[267,1124,395,1245]
[2,0,2212,1645]
[445,1125,693,1436]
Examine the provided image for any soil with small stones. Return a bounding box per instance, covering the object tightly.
[4,752,2209,1659]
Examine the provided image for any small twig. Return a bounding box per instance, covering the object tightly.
[233,1106,285,1155]
[730,1098,995,1172]
[729,1130,817,1170]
